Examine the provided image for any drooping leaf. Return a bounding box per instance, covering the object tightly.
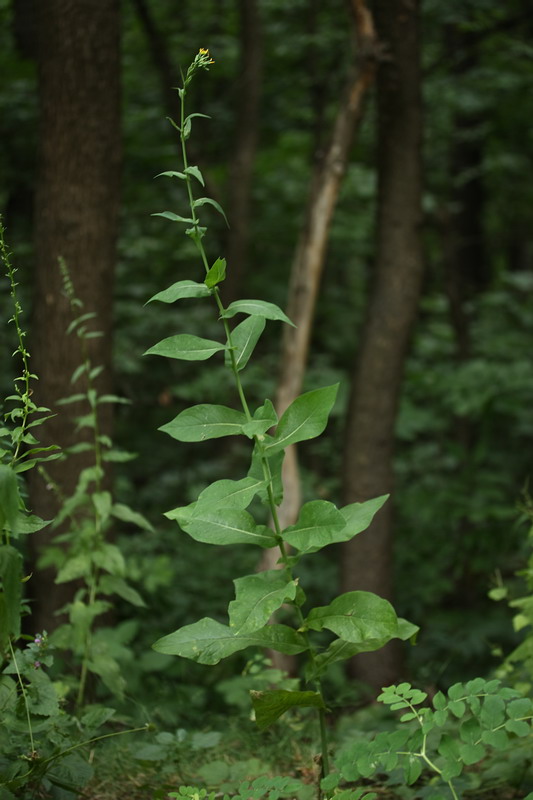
[145,334,226,361]
[152,211,196,224]
[110,503,154,532]
[153,618,307,664]
[251,689,325,730]
[308,616,418,680]
[146,280,211,304]
[229,571,298,634]
[222,299,295,327]
[282,500,345,553]
[99,575,146,608]
[225,316,266,372]
[205,257,227,288]
[160,404,247,441]
[155,170,186,180]
[305,591,400,644]
[265,385,339,455]
[193,197,229,225]
[184,165,205,186]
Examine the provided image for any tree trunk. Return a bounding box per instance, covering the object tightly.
[341,0,424,690]
[258,1,379,672]
[28,0,121,633]
[274,0,379,535]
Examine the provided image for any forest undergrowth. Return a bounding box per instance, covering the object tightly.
[1,49,533,800]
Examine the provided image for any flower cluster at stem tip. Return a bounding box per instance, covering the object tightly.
[185,48,215,85]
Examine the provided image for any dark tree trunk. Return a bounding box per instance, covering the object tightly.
[28,0,121,633]
[341,0,424,690]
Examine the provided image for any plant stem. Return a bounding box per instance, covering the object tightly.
[9,641,35,756]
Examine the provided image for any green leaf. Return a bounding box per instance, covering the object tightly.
[196,477,267,512]
[56,553,92,584]
[283,500,345,553]
[251,689,325,730]
[146,280,211,304]
[99,575,146,608]
[504,718,530,736]
[229,571,298,634]
[265,384,339,455]
[10,513,50,535]
[338,495,389,542]
[173,507,276,548]
[0,545,22,648]
[152,211,196,224]
[242,400,278,438]
[448,700,466,718]
[184,165,205,186]
[193,197,229,225]
[226,316,266,372]
[92,490,112,522]
[205,257,226,288]
[309,615,418,679]
[155,170,186,179]
[305,591,399,645]
[160,404,247,441]
[145,334,226,361]
[458,742,485,766]
[110,503,154,532]
[403,755,422,785]
[506,697,532,718]
[152,618,307,664]
[248,444,284,506]
[480,694,505,728]
[0,465,20,533]
[481,728,510,748]
[222,299,295,327]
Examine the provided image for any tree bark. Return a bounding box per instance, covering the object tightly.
[258,1,379,672]
[341,0,424,690]
[273,0,379,535]
[28,0,121,633]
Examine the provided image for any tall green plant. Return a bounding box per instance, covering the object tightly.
[41,261,152,706]
[148,50,417,784]
[0,217,59,657]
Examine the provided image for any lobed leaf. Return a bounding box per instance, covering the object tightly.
[229,571,298,634]
[153,618,307,664]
